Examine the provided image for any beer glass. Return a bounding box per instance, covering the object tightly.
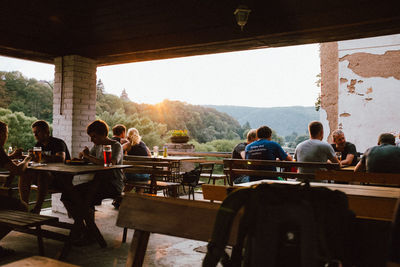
[103,145,112,167]
[153,146,159,157]
[336,152,342,161]
[33,147,42,163]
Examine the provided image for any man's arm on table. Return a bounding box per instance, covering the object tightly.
[341,153,355,166]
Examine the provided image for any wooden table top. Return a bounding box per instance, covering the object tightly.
[152,156,203,161]
[340,165,356,171]
[28,163,133,175]
[2,256,79,267]
[237,179,400,199]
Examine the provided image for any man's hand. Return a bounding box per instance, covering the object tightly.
[82,146,90,157]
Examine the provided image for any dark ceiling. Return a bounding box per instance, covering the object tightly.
[1,0,400,66]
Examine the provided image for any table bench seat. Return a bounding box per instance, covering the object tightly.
[2,256,79,267]
[0,210,70,257]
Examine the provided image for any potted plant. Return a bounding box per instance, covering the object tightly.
[170,130,189,143]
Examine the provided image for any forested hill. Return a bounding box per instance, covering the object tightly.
[205,105,319,136]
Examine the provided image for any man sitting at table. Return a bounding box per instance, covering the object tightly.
[232,129,257,160]
[355,133,400,173]
[0,121,31,258]
[61,120,124,243]
[19,120,71,213]
[294,121,340,173]
[331,129,358,166]
[245,126,292,181]
[232,129,257,184]
[112,124,128,146]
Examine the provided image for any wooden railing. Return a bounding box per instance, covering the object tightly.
[223,158,340,185]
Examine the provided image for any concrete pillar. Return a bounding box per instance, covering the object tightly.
[53,55,97,157]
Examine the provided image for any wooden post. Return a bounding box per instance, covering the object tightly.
[126,230,150,267]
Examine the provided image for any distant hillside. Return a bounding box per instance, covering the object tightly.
[205,105,319,136]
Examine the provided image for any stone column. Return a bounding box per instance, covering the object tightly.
[53,55,97,157]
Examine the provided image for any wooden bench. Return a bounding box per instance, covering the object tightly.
[223,159,340,185]
[315,170,400,186]
[2,256,79,267]
[117,192,395,267]
[116,193,240,267]
[202,181,400,221]
[0,210,71,257]
[0,172,16,197]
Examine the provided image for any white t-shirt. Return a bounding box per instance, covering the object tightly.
[90,140,124,192]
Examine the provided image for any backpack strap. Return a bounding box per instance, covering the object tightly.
[203,187,253,267]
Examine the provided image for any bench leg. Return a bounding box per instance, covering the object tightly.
[122,227,128,243]
[126,230,150,267]
[36,226,44,256]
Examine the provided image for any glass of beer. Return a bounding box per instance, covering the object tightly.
[103,145,112,167]
[336,152,342,161]
[33,147,42,163]
[153,146,159,157]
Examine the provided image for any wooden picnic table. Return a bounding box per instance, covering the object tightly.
[204,179,400,221]
[27,163,132,248]
[125,155,203,162]
[340,165,356,171]
[2,256,79,267]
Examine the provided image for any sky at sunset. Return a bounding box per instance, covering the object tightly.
[0,43,320,108]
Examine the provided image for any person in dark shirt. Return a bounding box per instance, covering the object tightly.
[355,133,400,173]
[331,129,358,166]
[112,124,128,148]
[232,129,257,184]
[122,127,151,189]
[0,121,31,258]
[19,120,71,213]
[232,129,257,159]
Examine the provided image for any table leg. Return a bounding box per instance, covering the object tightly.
[126,230,150,267]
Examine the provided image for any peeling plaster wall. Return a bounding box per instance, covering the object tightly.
[326,34,400,152]
[320,42,338,143]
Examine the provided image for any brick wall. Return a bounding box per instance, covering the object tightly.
[53,55,97,157]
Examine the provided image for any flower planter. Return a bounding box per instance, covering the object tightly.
[170,136,189,143]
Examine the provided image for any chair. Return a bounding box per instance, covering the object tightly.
[181,163,214,200]
[0,172,15,197]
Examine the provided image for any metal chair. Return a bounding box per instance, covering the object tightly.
[182,163,214,200]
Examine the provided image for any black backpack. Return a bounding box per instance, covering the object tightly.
[203,182,355,267]
[182,167,202,187]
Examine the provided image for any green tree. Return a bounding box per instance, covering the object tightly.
[0,108,36,150]
[294,135,309,146]
[1,71,53,122]
[97,110,168,148]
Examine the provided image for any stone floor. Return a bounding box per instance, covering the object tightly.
[0,192,210,267]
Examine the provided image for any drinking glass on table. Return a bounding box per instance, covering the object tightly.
[153,146,159,157]
[103,145,112,167]
[33,147,42,163]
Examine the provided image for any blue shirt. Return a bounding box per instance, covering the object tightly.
[245,139,288,172]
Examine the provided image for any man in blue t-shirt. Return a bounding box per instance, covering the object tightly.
[245,126,292,181]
